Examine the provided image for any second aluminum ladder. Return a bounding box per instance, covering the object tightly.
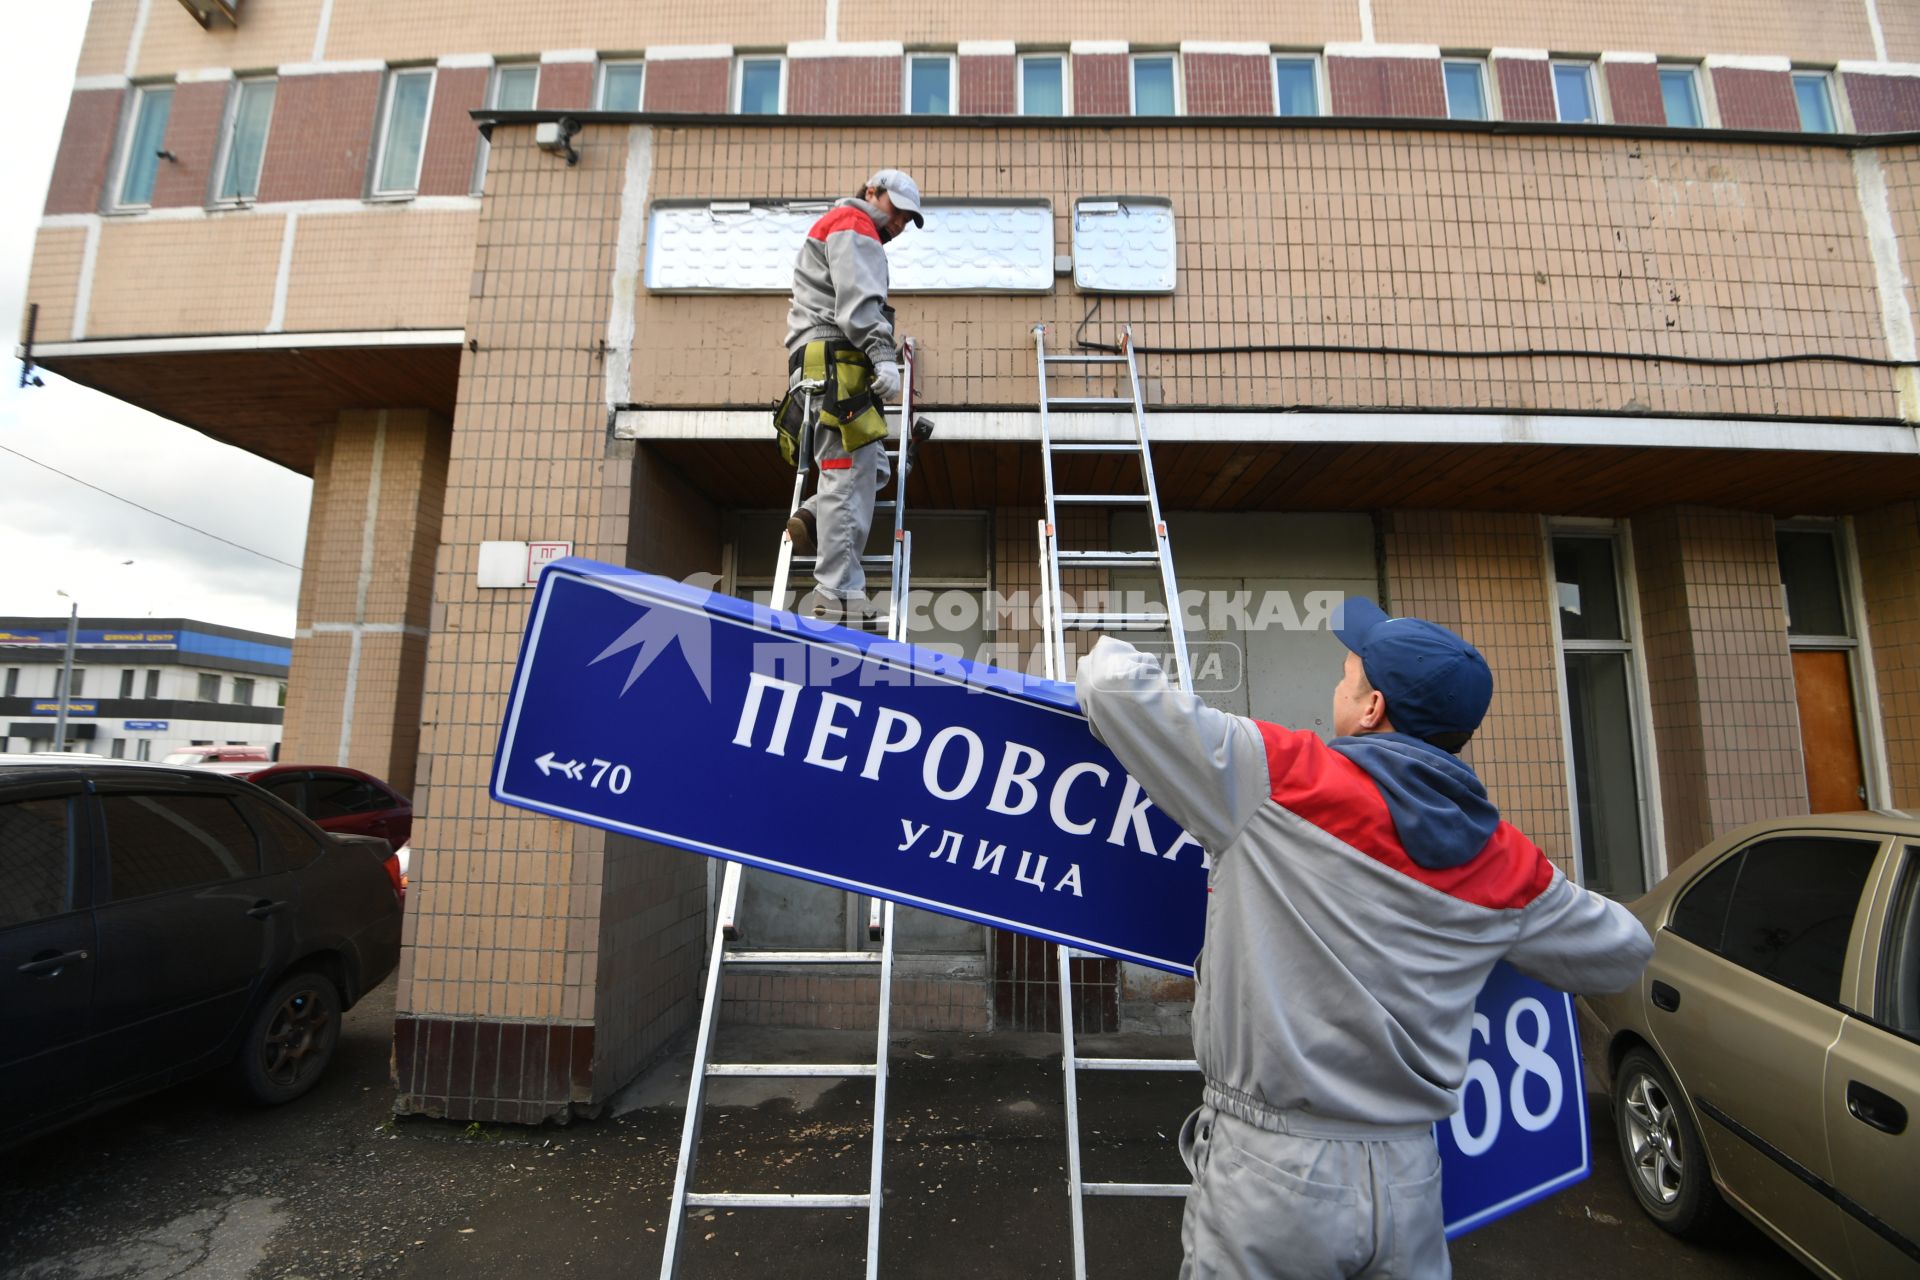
[659,339,924,1280]
[1032,322,1203,1280]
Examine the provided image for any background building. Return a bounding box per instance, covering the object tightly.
[0,616,289,758]
[20,0,1920,1122]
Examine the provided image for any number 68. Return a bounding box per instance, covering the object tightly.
[1448,997,1565,1157]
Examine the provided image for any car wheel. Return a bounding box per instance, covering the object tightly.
[236,969,342,1105]
[1613,1046,1732,1240]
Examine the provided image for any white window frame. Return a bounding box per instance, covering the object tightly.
[1271,53,1323,117]
[904,52,958,116]
[110,83,175,211]
[472,61,539,194]
[369,65,437,198]
[1654,62,1708,128]
[1440,57,1491,121]
[1128,52,1181,116]
[210,75,276,205]
[732,55,787,114]
[596,59,646,111]
[1016,52,1070,116]
[1549,58,1603,124]
[1791,69,1841,133]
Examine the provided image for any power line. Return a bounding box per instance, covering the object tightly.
[0,441,303,571]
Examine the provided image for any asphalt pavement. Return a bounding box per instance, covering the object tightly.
[0,975,1809,1278]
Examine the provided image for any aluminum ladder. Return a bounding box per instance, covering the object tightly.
[659,339,924,1280]
[1032,322,1203,1280]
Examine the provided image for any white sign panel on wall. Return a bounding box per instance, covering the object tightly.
[644,200,1055,294]
[1073,197,1178,294]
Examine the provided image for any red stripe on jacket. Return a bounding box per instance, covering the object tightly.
[808,207,880,242]
[1254,721,1554,910]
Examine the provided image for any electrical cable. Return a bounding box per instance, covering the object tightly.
[0,442,303,571]
[1074,333,1920,369]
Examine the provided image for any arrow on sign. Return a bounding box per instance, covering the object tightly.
[534,752,586,780]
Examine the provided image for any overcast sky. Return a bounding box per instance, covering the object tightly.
[1,3,312,638]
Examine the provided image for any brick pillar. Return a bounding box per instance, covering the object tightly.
[392,123,709,1124]
[1855,500,1920,805]
[281,408,447,796]
[1381,512,1574,873]
[1631,507,1806,857]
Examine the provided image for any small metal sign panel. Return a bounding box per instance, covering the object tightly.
[31,701,97,716]
[123,720,170,731]
[493,559,1587,1234]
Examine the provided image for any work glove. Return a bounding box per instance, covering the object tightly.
[870,360,901,401]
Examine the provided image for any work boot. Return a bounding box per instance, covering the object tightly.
[786,508,817,556]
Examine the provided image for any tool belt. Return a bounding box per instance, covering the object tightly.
[772,340,889,466]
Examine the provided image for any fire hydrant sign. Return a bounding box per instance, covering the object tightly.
[493,559,1588,1235]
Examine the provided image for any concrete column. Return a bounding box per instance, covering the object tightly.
[281,408,447,795]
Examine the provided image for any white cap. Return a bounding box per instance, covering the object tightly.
[866,169,924,227]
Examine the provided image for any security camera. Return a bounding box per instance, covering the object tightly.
[534,117,581,166]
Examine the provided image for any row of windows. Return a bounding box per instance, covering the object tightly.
[106,52,1850,209]
[1,665,275,705]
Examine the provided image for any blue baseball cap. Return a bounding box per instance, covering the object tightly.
[1332,597,1493,742]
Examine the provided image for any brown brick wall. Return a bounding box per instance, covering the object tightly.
[1632,506,1806,859]
[1073,53,1128,114]
[1494,59,1553,122]
[1185,53,1273,114]
[644,58,730,112]
[1382,511,1573,873]
[958,54,1015,113]
[256,72,382,203]
[1710,67,1798,131]
[1847,74,1920,134]
[46,88,124,215]
[419,66,487,197]
[1855,501,1920,806]
[149,81,226,210]
[537,62,592,110]
[1605,62,1665,127]
[789,56,904,114]
[1329,55,1446,117]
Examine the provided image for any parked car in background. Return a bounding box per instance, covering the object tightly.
[0,757,402,1149]
[237,765,412,904]
[161,745,273,767]
[1582,812,1919,1279]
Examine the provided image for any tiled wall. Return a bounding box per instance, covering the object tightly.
[641,57,731,112]
[537,61,594,110]
[789,56,904,115]
[420,67,488,197]
[1185,53,1275,115]
[958,55,1016,114]
[627,123,1906,423]
[1370,0,1874,63]
[87,215,286,335]
[280,208,477,332]
[1494,58,1554,122]
[1381,512,1574,873]
[254,71,382,203]
[1855,501,1920,806]
[45,90,125,214]
[1631,507,1807,856]
[1328,56,1446,117]
[1604,62,1666,128]
[1072,52,1129,115]
[1712,66,1802,131]
[148,81,228,209]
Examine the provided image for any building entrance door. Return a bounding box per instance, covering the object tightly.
[1792,649,1866,813]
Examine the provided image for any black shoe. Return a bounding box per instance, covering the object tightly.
[786,508,817,556]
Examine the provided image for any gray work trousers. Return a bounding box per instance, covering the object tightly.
[796,390,891,606]
[1177,1104,1448,1280]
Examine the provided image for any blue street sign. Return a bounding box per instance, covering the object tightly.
[123,720,170,731]
[494,559,1587,1234]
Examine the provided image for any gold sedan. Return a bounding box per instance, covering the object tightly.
[1582,811,1919,1279]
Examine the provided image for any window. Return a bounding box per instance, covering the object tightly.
[1779,524,1869,811]
[114,85,173,208]
[907,54,954,115]
[257,775,306,808]
[277,682,287,707]
[1882,850,1919,1036]
[213,77,276,201]
[371,67,435,196]
[4,668,16,697]
[198,673,221,702]
[1019,55,1066,116]
[1442,59,1488,121]
[136,739,152,762]
[241,797,326,869]
[1669,836,1879,1005]
[231,677,255,705]
[120,669,135,698]
[1794,71,1836,133]
[0,796,73,928]
[144,669,160,698]
[1657,65,1702,128]
[471,63,536,194]
[1551,60,1598,123]
[1131,54,1177,115]
[598,60,644,111]
[1555,533,1651,898]
[735,57,784,114]
[307,773,390,819]
[101,793,259,900]
[110,738,126,758]
[58,668,85,698]
[1273,56,1319,117]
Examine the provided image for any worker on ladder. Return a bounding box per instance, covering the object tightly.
[777,169,924,621]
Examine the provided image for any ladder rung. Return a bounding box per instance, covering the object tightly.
[1049,441,1138,454]
[873,501,896,511]
[725,950,881,965]
[1083,1182,1191,1198]
[1059,612,1168,628]
[792,554,896,567]
[686,1192,872,1209]
[1071,1057,1201,1072]
[1044,354,1128,365]
[1056,551,1163,566]
[1047,396,1134,406]
[1052,494,1152,505]
[706,1063,878,1078]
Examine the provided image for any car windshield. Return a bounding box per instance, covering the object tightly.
[160,751,204,764]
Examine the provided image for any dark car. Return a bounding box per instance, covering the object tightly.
[0,758,402,1148]
[237,765,412,904]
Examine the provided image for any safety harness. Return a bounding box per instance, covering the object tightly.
[774,339,890,466]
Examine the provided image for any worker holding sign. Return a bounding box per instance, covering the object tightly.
[1075,599,1652,1279]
